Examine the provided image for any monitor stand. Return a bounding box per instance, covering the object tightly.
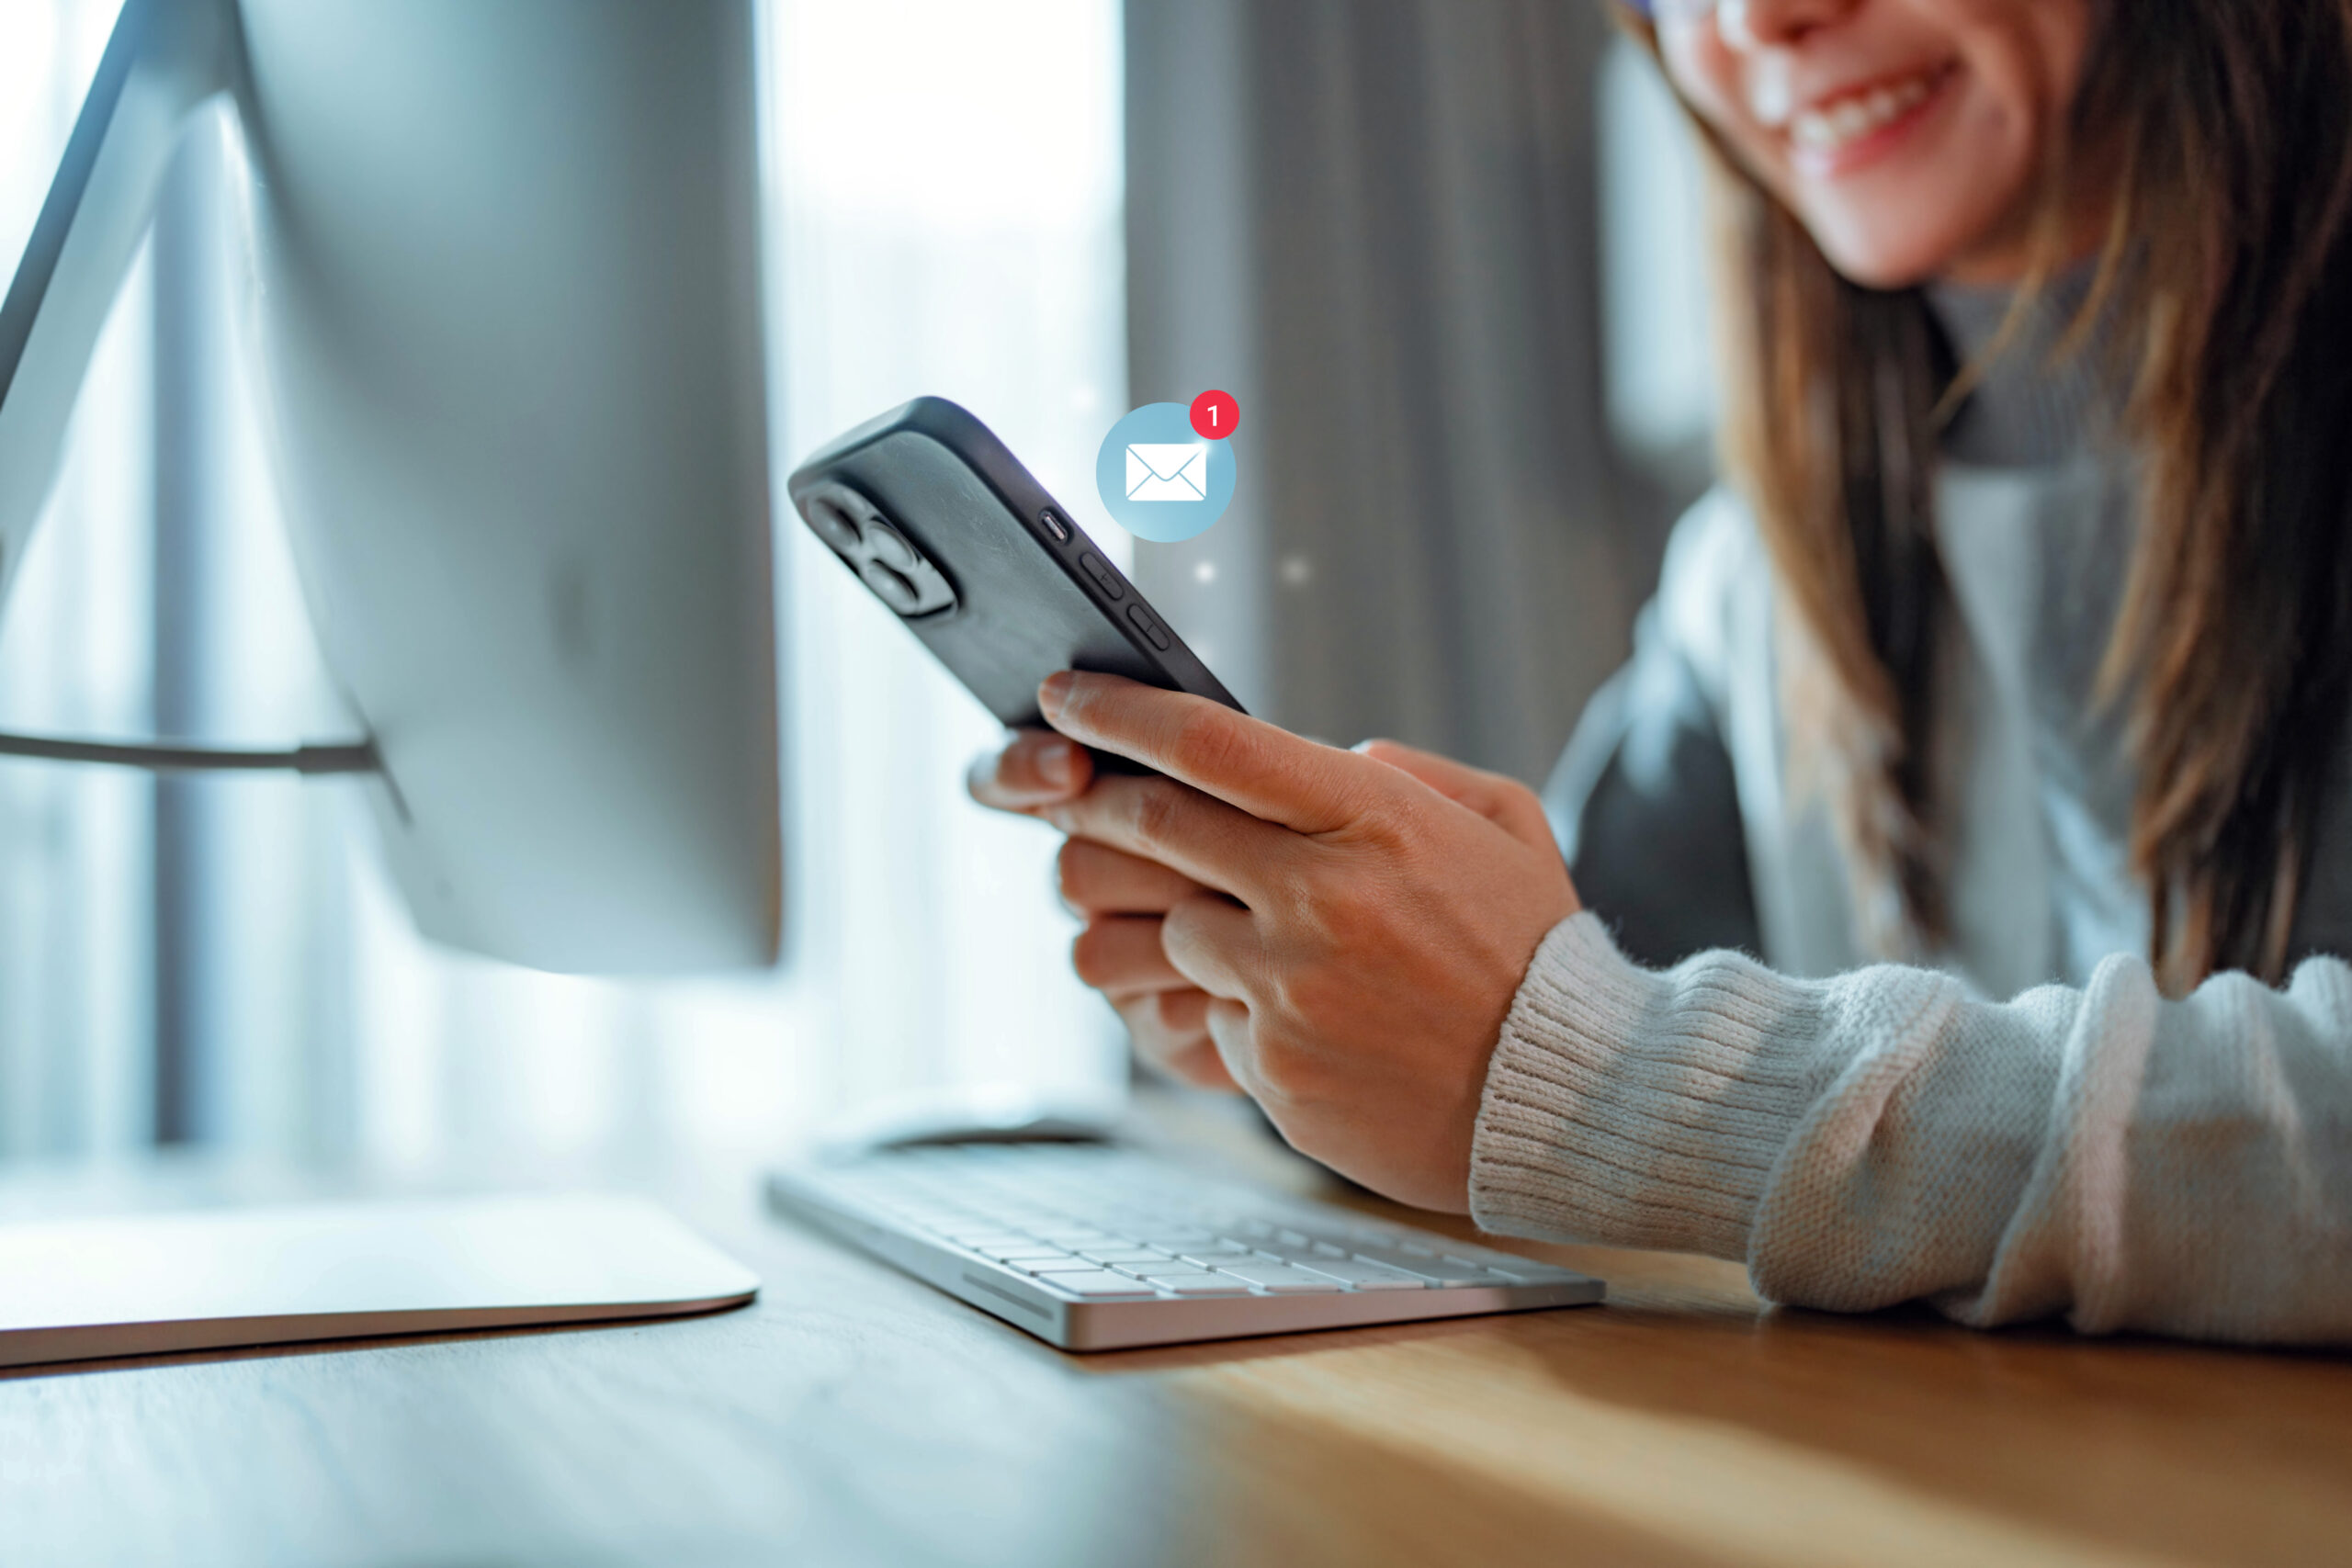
[0,1193,758,1370]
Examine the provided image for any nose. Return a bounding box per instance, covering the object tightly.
[1718,0,1861,51]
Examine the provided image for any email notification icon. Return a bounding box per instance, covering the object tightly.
[1125,443,1209,503]
[1096,401,1234,541]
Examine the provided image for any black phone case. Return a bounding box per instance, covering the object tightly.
[786,398,1244,764]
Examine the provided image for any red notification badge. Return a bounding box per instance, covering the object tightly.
[1189,389,1239,440]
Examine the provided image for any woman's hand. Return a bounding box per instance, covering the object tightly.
[982,672,1579,1213]
[968,728,1238,1091]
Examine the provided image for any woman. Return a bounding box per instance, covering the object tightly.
[971,0,2352,1343]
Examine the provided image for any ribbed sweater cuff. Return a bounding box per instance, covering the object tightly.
[1469,913,1830,1260]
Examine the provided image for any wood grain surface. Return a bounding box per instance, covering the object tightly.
[1,1114,2345,1568]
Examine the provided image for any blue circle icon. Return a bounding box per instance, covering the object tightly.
[1094,402,1237,543]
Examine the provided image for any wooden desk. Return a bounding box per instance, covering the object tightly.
[2,1129,2346,1568]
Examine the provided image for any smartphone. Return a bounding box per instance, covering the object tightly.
[786,398,1244,768]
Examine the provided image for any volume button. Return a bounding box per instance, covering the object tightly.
[1126,604,1171,651]
[1079,551,1125,601]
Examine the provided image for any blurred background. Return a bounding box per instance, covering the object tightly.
[0,0,1711,1171]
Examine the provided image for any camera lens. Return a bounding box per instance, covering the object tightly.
[863,520,921,573]
[804,497,861,553]
[858,558,922,615]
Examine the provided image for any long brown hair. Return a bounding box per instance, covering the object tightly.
[1634,3,2352,990]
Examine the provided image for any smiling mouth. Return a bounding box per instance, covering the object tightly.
[1788,65,1951,159]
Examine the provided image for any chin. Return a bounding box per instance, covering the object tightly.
[1809,222,1962,292]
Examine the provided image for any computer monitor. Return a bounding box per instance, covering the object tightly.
[0,0,783,974]
[0,0,782,1364]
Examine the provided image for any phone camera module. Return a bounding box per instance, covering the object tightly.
[798,480,958,618]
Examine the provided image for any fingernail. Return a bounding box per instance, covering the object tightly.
[1038,739,1076,788]
[1039,670,1076,716]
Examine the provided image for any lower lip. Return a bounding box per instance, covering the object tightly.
[1788,68,1957,179]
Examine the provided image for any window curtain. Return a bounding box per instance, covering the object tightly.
[1123,0,1660,784]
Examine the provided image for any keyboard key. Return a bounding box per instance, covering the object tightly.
[1077,1248,1165,1265]
[1249,1242,1340,1266]
[1036,1270,1158,1298]
[1151,1273,1254,1296]
[1177,1246,1253,1265]
[1279,1259,1428,1291]
[972,1243,1072,1262]
[1117,1261,1215,1280]
[1208,1263,1347,1294]
[1343,1247,1510,1287]
[1474,1260,1594,1286]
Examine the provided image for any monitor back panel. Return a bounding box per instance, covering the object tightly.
[236,0,781,972]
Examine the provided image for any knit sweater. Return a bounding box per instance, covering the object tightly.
[1468,282,2352,1344]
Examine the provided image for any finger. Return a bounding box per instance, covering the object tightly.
[1070,916,1190,997]
[1135,986,1212,1036]
[1057,839,1204,916]
[1352,739,1557,852]
[1114,988,1238,1092]
[1158,889,1265,1002]
[1041,773,1304,907]
[1039,671,1385,836]
[966,728,1092,811]
[1203,997,1261,1101]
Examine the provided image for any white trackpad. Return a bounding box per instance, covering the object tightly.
[0,1193,758,1370]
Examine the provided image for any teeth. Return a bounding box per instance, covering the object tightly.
[1790,72,1935,156]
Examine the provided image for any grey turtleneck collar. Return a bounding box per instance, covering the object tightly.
[1928,269,2120,468]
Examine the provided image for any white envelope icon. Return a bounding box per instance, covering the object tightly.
[1126,443,1209,502]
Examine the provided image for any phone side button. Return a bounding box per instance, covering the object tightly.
[1080,551,1125,601]
[1126,604,1172,651]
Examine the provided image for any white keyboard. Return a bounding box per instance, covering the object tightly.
[767,1144,1604,1351]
